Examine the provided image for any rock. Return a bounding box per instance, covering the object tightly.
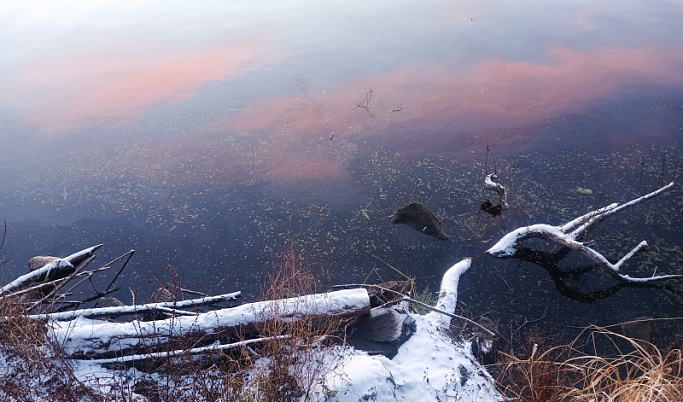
[346,307,416,358]
[471,316,500,367]
[96,297,125,322]
[99,297,124,308]
[152,287,175,303]
[389,202,449,240]
[621,317,658,345]
[28,256,59,271]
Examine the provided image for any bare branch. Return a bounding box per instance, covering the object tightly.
[92,335,291,364]
[487,182,682,284]
[29,291,242,321]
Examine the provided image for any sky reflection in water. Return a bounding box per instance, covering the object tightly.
[1,0,682,339]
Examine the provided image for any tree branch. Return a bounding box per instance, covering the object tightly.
[486,182,682,284]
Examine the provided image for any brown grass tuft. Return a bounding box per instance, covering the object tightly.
[495,322,683,402]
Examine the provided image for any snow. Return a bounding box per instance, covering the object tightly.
[0,258,73,295]
[316,312,501,401]
[429,258,471,328]
[313,258,501,401]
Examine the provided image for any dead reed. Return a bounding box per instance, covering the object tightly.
[495,322,683,402]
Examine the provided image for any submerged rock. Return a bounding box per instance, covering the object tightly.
[152,287,175,303]
[389,202,449,240]
[98,297,124,308]
[28,256,59,271]
[346,306,417,358]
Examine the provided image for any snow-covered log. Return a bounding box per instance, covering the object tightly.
[427,257,472,330]
[50,288,370,359]
[312,257,502,401]
[487,181,682,284]
[0,244,102,296]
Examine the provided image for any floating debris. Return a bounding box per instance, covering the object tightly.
[577,187,593,195]
[389,202,449,240]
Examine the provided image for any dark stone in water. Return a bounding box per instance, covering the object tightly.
[346,307,416,358]
[471,316,500,367]
[389,202,449,240]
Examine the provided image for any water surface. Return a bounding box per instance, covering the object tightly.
[1,0,682,343]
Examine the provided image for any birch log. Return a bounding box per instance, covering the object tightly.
[50,288,370,359]
[29,291,242,321]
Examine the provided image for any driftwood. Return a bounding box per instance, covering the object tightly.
[316,257,502,401]
[1,245,371,363]
[487,181,683,284]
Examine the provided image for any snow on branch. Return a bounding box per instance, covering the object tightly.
[0,259,73,296]
[427,258,472,329]
[486,181,682,284]
[484,174,509,210]
[92,335,291,365]
[28,292,242,321]
[0,244,102,296]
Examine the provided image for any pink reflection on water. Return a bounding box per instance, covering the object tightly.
[226,47,680,138]
[199,45,683,181]
[17,41,282,131]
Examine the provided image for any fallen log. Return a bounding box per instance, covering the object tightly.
[92,335,291,365]
[50,288,370,359]
[428,257,473,330]
[0,245,102,297]
[486,181,683,284]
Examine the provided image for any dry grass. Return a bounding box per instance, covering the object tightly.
[0,294,104,401]
[496,322,683,402]
[104,245,348,401]
[247,245,350,402]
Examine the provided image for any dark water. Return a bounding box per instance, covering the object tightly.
[1,1,682,344]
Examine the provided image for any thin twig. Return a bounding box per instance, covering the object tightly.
[514,305,548,333]
[332,283,495,337]
[365,252,412,281]
[95,250,135,307]
[0,220,6,250]
[92,335,291,364]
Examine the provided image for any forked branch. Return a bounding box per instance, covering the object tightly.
[486,181,682,284]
